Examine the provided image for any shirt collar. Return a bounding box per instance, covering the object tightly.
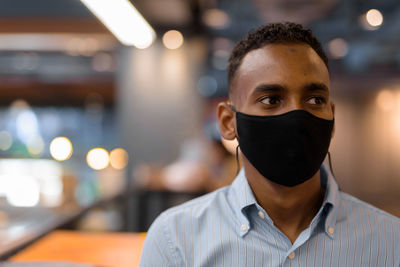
[228,169,257,236]
[320,164,341,238]
[228,164,341,238]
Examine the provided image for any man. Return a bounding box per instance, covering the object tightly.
[140,22,399,266]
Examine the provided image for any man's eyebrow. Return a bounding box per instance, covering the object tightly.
[304,83,329,92]
[253,84,286,93]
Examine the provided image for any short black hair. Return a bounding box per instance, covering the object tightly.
[228,22,328,93]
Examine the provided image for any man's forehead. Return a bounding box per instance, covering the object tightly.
[238,43,324,74]
[230,43,330,103]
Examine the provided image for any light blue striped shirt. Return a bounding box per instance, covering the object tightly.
[140,165,400,266]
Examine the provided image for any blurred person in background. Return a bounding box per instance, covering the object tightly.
[140,22,400,266]
[134,137,236,193]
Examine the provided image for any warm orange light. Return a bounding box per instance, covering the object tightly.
[162,30,184,50]
[110,148,129,170]
[87,148,109,170]
[366,9,383,27]
[50,137,73,161]
[202,9,230,29]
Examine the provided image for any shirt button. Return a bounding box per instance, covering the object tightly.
[288,252,295,259]
[240,224,247,232]
[258,211,265,219]
[328,227,335,235]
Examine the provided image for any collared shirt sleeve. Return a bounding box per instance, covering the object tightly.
[140,212,181,267]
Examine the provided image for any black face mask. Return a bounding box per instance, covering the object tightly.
[232,107,334,187]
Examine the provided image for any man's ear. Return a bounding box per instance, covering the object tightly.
[331,102,335,138]
[217,102,237,140]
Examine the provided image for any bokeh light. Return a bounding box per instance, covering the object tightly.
[87,148,110,170]
[27,135,45,155]
[0,131,13,151]
[15,109,39,143]
[366,9,383,27]
[212,50,229,70]
[328,38,349,59]
[202,9,230,29]
[50,137,73,161]
[197,76,218,97]
[6,176,40,207]
[162,30,184,50]
[110,148,129,170]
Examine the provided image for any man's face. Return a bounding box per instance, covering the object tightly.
[230,43,334,120]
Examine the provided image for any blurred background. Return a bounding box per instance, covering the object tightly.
[0,0,399,258]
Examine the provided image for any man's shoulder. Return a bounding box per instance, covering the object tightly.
[340,191,400,223]
[141,185,235,266]
[150,185,232,230]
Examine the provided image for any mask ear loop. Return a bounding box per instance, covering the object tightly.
[229,102,241,175]
[327,151,335,177]
[228,103,237,112]
[235,144,240,175]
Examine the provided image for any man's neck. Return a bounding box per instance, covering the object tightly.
[243,161,325,244]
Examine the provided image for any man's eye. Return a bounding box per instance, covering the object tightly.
[307,96,326,105]
[260,96,281,105]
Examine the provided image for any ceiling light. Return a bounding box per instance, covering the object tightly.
[80,0,156,48]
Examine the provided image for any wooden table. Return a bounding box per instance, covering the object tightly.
[10,230,146,267]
